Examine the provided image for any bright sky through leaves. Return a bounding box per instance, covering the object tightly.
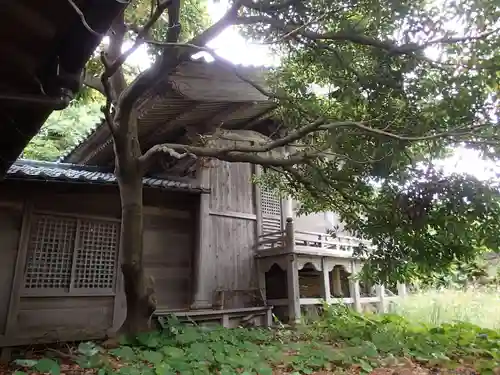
[123,0,500,182]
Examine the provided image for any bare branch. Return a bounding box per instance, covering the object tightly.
[331,121,487,142]
[82,71,105,95]
[66,0,101,37]
[104,0,173,80]
[117,0,245,126]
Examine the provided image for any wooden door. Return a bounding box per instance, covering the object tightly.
[143,209,194,310]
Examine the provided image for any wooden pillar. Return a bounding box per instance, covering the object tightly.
[376,284,387,313]
[256,259,267,306]
[397,282,407,297]
[321,258,332,303]
[191,169,215,309]
[282,197,293,228]
[284,222,300,323]
[286,254,301,323]
[332,266,343,297]
[348,260,362,312]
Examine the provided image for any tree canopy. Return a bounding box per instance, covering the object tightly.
[232,0,500,282]
[22,101,103,161]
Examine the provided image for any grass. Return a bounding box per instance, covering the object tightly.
[391,285,500,329]
[9,299,500,375]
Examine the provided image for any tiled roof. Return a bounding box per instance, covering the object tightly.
[60,60,275,165]
[6,160,207,193]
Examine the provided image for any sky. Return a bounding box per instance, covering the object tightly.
[126,0,499,182]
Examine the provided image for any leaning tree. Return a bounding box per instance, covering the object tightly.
[76,0,500,333]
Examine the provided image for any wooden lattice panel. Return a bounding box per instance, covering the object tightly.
[24,215,77,289]
[261,188,281,217]
[74,220,119,289]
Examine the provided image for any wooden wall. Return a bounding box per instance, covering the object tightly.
[192,161,259,309]
[0,180,197,346]
[0,203,22,336]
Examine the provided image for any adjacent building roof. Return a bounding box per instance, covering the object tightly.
[61,60,277,166]
[6,159,207,193]
[0,0,127,178]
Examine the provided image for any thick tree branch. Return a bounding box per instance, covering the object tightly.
[117,0,244,128]
[234,15,500,55]
[139,143,320,170]
[240,0,301,11]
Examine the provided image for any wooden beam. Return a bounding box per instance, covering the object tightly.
[5,201,32,336]
[209,211,256,220]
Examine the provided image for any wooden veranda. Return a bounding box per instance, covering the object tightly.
[255,218,408,323]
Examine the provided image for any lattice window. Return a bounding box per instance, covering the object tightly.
[74,220,119,289]
[24,215,76,289]
[23,214,119,294]
[261,187,281,217]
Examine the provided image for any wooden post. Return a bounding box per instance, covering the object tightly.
[397,282,407,297]
[332,266,343,297]
[376,285,387,313]
[285,217,294,252]
[282,197,293,227]
[254,165,263,238]
[256,260,267,306]
[349,260,362,313]
[285,219,300,322]
[191,169,214,309]
[321,258,332,303]
[286,254,301,324]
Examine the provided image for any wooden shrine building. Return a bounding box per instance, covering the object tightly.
[0,61,406,348]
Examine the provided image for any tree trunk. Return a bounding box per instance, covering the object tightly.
[117,172,156,335]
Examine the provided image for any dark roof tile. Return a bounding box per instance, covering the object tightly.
[6,160,207,193]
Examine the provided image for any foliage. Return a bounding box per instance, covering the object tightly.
[310,304,500,374]
[233,0,500,281]
[22,102,103,161]
[83,0,210,81]
[413,252,499,288]
[392,286,500,329]
[11,308,500,375]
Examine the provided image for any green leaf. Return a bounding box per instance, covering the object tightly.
[161,345,185,358]
[110,346,137,361]
[78,341,100,356]
[13,359,38,368]
[117,366,141,375]
[34,358,60,375]
[140,350,164,364]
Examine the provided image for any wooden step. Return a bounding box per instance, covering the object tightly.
[154,306,273,328]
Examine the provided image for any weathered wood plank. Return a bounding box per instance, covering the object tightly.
[0,204,24,335]
[14,296,114,337]
[211,216,257,308]
[209,162,255,214]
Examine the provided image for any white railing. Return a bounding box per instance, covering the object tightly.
[255,229,286,251]
[255,219,374,256]
[294,230,373,254]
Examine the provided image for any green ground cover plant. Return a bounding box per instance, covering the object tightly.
[9,302,500,375]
